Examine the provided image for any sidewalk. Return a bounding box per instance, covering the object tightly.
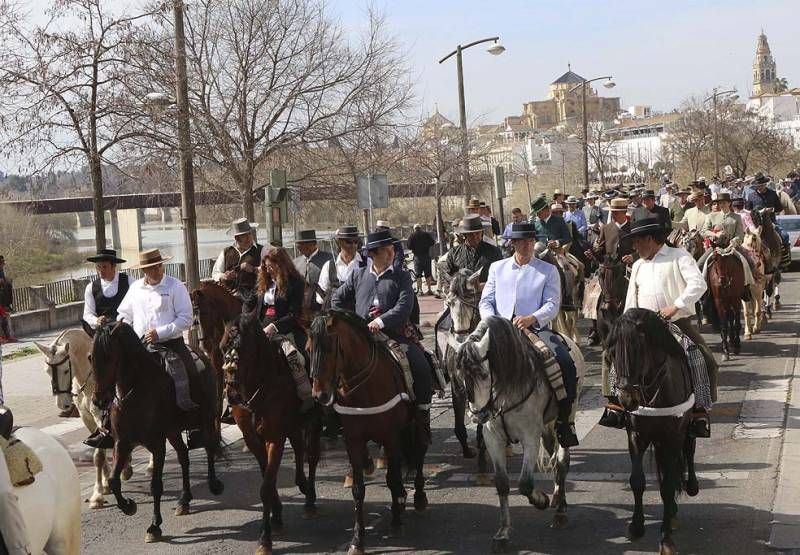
[1,326,72,359]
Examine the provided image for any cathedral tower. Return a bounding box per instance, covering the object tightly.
[752,30,777,96]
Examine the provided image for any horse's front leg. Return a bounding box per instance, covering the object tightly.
[719,308,730,361]
[90,448,107,508]
[383,438,406,534]
[475,422,490,484]
[108,440,137,516]
[684,431,699,496]
[627,430,648,540]
[303,414,321,518]
[517,419,548,510]
[450,381,475,458]
[345,437,368,555]
[732,306,742,354]
[235,406,267,473]
[655,442,681,555]
[484,425,512,553]
[550,438,571,530]
[288,429,308,497]
[743,299,753,339]
[256,439,286,555]
[167,433,193,515]
[145,442,166,543]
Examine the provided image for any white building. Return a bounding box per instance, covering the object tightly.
[604,113,679,172]
[747,90,800,148]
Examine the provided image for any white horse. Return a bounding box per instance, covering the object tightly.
[451,316,585,552]
[742,231,766,339]
[1,426,81,554]
[35,329,134,509]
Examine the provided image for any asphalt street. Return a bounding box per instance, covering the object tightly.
[3,274,799,554]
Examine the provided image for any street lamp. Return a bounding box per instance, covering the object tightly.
[439,37,505,203]
[569,75,615,190]
[704,87,737,178]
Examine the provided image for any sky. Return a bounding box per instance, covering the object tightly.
[330,0,799,124]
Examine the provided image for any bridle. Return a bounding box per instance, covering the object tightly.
[46,353,74,396]
[312,324,380,401]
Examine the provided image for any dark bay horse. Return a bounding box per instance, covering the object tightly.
[221,312,320,555]
[191,280,243,417]
[442,268,487,472]
[309,310,429,555]
[608,309,699,555]
[91,322,223,543]
[754,208,783,315]
[706,242,745,360]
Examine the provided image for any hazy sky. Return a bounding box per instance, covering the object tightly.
[331,0,798,124]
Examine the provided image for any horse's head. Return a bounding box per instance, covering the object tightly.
[90,321,129,409]
[192,281,242,344]
[599,261,627,312]
[452,321,493,424]
[35,337,74,412]
[308,310,368,407]
[446,268,482,334]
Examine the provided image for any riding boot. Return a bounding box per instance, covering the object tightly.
[187,429,205,450]
[415,408,432,446]
[84,412,114,449]
[555,399,579,448]
[220,404,235,425]
[284,348,314,414]
[689,409,711,438]
[598,396,626,429]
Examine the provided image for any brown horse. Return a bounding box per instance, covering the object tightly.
[595,258,629,395]
[190,280,243,418]
[221,312,321,555]
[669,228,704,260]
[706,243,745,360]
[754,209,784,316]
[91,322,223,543]
[309,310,428,555]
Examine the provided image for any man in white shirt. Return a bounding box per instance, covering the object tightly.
[82,249,129,331]
[317,226,363,305]
[617,218,716,436]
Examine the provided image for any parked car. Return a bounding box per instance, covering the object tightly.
[776,214,800,269]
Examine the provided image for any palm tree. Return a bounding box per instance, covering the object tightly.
[775,77,790,93]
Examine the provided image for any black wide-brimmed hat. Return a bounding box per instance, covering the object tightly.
[716,192,732,202]
[335,225,360,240]
[625,217,665,239]
[227,217,258,236]
[295,229,318,243]
[754,174,770,185]
[508,222,537,240]
[87,248,126,264]
[642,190,656,199]
[530,197,549,213]
[457,214,484,233]
[602,189,618,200]
[365,229,394,250]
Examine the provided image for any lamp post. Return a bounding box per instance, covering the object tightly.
[704,87,737,178]
[439,37,506,203]
[569,75,616,190]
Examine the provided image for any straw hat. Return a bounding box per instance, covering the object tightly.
[130,248,172,269]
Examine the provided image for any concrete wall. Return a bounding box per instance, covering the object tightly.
[10,302,84,337]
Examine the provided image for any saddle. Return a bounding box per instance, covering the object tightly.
[520,329,567,402]
[0,432,42,487]
[374,332,416,402]
[147,344,202,412]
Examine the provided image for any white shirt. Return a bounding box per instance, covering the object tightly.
[624,244,707,321]
[83,272,121,329]
[116,275,193,341]
[211,243,269,281]
[318,252,362,295]
[368,262,394,330]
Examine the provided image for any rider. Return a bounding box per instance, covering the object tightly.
[317,226,365,306]
[679,191,710,231]
[82,248,129,331]
[564,196,588,238]
[747,174,791,250]
[696,192,758,300]
[632,190,672,230]
[243,247,314,413]
[669,188,692,223]
[609,218,716,436]
[331,229,433,440]
[293,229,337,313]
[530,197,572,250]
[478,222,579,448]
[87,249,200,449]
[444,214,502,286]
[211,218,265,301]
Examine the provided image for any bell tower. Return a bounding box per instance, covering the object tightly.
[752,30,777,96]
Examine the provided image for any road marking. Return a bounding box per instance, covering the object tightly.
[445,471,750,483]
[41,419,86,438]
[733,378,790,439]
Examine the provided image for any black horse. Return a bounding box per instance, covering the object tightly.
[91,322,223,543]
[607,309,699,555]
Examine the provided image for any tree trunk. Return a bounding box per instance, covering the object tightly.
[241,184,255,222]
[435,179,445,257]
[89,153,106,250]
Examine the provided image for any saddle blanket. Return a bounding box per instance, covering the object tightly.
[375,332,416,403]
[609,323,712,411]
[582,275,602,320]
[0,435,42,487]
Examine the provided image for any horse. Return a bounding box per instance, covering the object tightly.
[191,280,243,418]
[441,268,487,472]
[34,329,133,509]
[220,312,321,555]
[309,310,429,555]
[90,322,223,543]
[0,422,81,555]
[608,308,699,555]
[754,208,783,316]
[668,228,703,260]
[451,316,585,552]
[705,240,745,360]
[742,231,767,339]
[535,244,582,343]
[594,258,630,396]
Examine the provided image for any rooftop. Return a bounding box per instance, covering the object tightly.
[551,70,586,85]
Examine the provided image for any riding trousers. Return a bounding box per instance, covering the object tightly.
[390,334,433,407]
[536,329,577,403]
[159,338,198,411]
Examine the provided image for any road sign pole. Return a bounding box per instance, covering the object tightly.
[367,173,373,230]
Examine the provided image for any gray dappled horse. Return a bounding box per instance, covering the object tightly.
[451,316,585,552]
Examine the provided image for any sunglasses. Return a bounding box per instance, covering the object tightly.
[340,239,358,245]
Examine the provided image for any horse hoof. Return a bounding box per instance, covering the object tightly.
[462,446,477,459]
[121,466,133,481]
[414,492,428,512]
[101,484,111,495]
[550,513,569,530]
[660,538,677,555]
[174,503,190,516]
[255,547,272,555]
[626,521,645,540]
[343,474,353,488]
[347,545,365,555]
[145,525,162,543]
[723,353,731,361]
[302,505,318,520]
[121,498,137,516]
[686,480,699,497]
[474,473,493,486]
[208,479,224,496]
[745,334,752,340]
[491,537,510,553]
[89,497,106,509]
[530,492,549,510]
[375,456,387,470]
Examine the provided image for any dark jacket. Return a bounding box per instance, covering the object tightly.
[221,243,262,293]
[294,249,336,311]
[534,215,572,246]
[632,205,672,230]
[444,241,502,283]
[92,273,129,321]
[407,230,435,258]
[747,187,783,217]
[592,221,635,261]
[331,266,413,338]
[244,274,306,340]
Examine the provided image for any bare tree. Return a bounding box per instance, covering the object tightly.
[585,121,618,185]
[0,0,158,250]
[716,104,792,178]
[664,99,712,180]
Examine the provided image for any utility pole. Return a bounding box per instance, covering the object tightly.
[569,75,616,192]
[705,87,736,179]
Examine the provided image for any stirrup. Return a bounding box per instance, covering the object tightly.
[598,406,626,429]
[556,422,579,448]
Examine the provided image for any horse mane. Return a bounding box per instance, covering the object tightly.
[309,309,377,378]
[449,268,478,300]
[606,308,686,379]
[457,316,544,404]
[92,322,155,375]
[236,311,286,380]
[198,279,238,299]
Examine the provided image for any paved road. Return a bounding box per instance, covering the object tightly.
[3,275,799,554]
